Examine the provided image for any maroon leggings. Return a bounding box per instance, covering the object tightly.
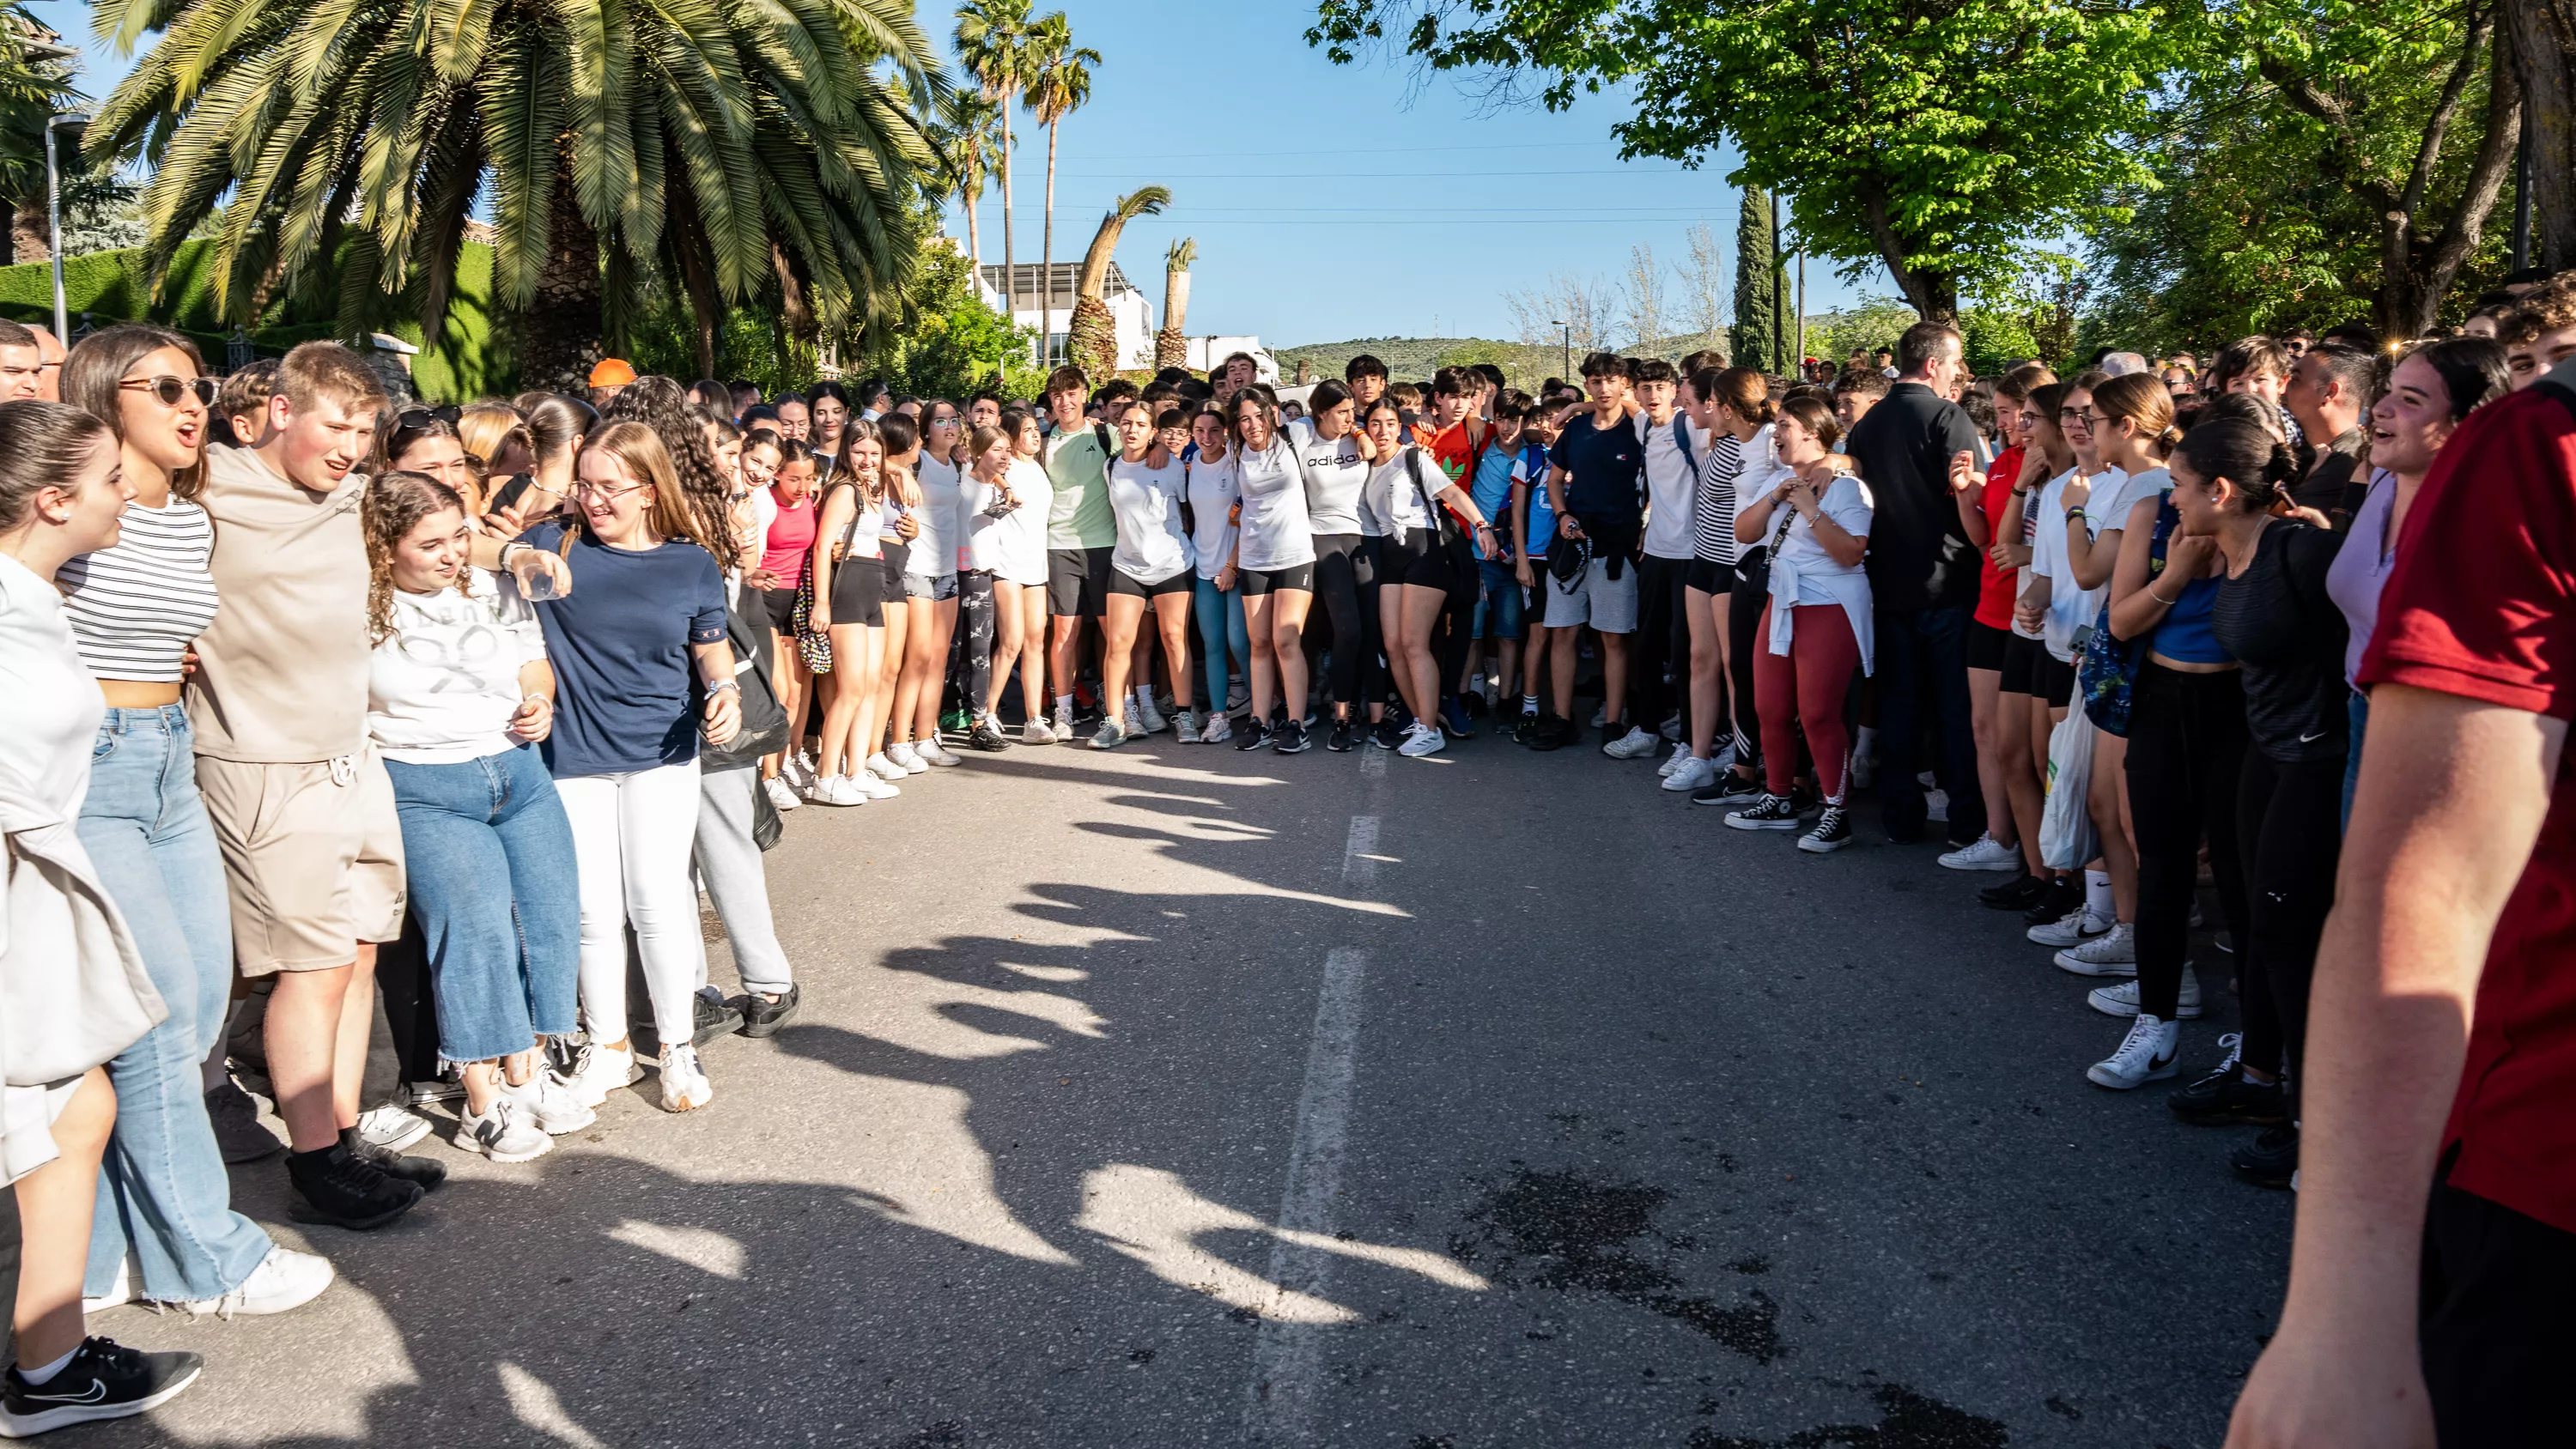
[1754,599,1861,801]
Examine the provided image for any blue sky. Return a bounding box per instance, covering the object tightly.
[29,0,1886,349]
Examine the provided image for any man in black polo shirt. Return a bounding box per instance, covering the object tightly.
[1844,320,1987,846]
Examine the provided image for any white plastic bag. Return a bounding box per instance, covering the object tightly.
[2038,692,2099,871]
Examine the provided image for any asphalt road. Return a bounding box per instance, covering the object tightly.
[93,718,2288,1449]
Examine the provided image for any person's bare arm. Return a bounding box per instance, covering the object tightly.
[2226,685,2565,1449]
[1546,464,1579,539]
[480,533,574,597]
[2105,495,2178,642]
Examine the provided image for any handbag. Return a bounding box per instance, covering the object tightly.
[2076,494,2174,737]
[2038,700,2099,870]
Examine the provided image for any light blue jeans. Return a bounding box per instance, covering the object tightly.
[385,744,580,1063]
[1194,574,1248,716]
[79,706,274,1302]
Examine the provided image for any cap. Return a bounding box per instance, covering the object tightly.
[589,357,637,388]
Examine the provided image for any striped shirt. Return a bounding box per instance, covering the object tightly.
[58,496,221,682]
[1691,431,1745,567]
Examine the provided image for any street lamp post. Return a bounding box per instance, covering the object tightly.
[44,112,88,344]
[1552,318,1570,381]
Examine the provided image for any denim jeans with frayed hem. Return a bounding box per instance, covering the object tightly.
[79,706,275,1302]
[385,743,580,1064]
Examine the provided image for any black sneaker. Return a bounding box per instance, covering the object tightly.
[1233,718,1271,752]
[1,1337,204,1437]
[1327,718,1355,752]
[1371,718,1404,750]
[2169,1061,2287,1127]
[1725,793,1804,831]
[692,985,744,1046]
[2020,874,2087,925]
[1526,714,1571,752]
[967,720,1012,752]
[1510,711,1540,744]
[1979,872,2052,912]
[2230,1123,2299,1189]
[1691,771,1765,807]
[204,1078,283,1163]
[287,1143,424,1230]
[1797,804,1855,853]
[1461,691,1491,718]
[1273,718,1312,755]
[732,983,803,1040]
[339,1127,447,1193]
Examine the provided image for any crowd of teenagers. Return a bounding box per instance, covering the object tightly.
[0,259,2569,1439]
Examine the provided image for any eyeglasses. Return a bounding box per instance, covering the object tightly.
[571,478,648,500]
[119,375,216,409]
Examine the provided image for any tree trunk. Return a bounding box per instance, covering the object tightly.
[2391,35,2524,335]
[1041,119,1059,368]
[1156,266,1190,368]
[518,155,605,393]
[965,181,982,278]
[1067,294,1115,378]
[9,195,44,267]
[999,94,1016,335]
[2503,0,2576,268]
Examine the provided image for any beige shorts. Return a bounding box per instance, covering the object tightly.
[197,752,407,975]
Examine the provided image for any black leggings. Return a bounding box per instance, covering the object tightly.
[377,912,442,1084]
[2123,664,2251,1023]
[1312,534,1383,711]
[958,570,995,713]
[2236,749,2343,1100]
[1727,553,1767,768]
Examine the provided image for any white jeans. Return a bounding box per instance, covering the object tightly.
[556,760,703,1050]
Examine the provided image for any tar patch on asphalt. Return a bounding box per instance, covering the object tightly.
[1687,1385,2009,1447]
[1449,1167,1780,1361]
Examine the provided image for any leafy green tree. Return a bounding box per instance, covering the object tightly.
[1309,0,2167,321]
[90,0,945,388]
[1731,185,1777,371]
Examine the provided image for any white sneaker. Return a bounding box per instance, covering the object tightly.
[659,1043,713,1113]
[1024,718,1058,746]
[561,1039,639,1108]
[782,752,817,791]
[2087,1014,2181,1089]
[501,1071,597,1134]
[1937,834,2023,872]
[1052,700,1075,738]
[1228,678,1249,712]
[355,1101,432,1154]
[1662,755,1717,793]
[175,1245,334,1319]
[1658,713,1683,743]
[1090,717,1127,750]
[866,752,907,782]
[1125,704,1149,739]
[2054,921,2138,976]
[81,1258,132,1314]
[886,743,930,774]
[807,774,871,806]
[852,771,900,800]
[2087,966,2202,1019]
[1850,747,1877,791]
[2027,908,2112,949]
[1657,742,1692,777]
[1133,698,1168,735]
[915,740,962,767]
[1174,711,1202,744]
[1589,703,1608,729]
[1602,725,1661,759]
[459,1096,553,1162]
[1198,711,1233,744]
[1397,722,1447,758]
[763,774,802,812]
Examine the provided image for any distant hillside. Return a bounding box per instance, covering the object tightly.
[1273,336,1552,388]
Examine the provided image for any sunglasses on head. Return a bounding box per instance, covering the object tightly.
[119,375,216,408]
[397,405,463,427]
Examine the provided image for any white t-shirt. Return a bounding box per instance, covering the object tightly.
[1107,454,1194,584]
[367,570,549,765]
[1763,472,1878,676]
[1233,437,1315,572]
[961,468,1012,575]
[1637,412,1702,560]
[987,459,1054,586]
[0,552,105,851]
[1366,448,1441,536]
[910,454,965,577]
[1731,422,1795,546]
[1287,419,1373,537]
[1187,452,1240,582]
[2029,465,2129,664]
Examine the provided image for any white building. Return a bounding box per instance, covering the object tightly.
[977,261,1156,373]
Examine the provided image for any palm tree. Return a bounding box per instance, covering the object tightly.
[935,88,1005,278]
[1156,238,1195,369]
[1066,185,1167,377]
[88,0,945,386]
[1023,13,1097,367]
[955,0,1035,338]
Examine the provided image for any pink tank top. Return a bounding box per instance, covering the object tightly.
[761,488,817,584]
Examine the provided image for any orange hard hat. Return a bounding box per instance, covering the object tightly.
[589,357,637,388]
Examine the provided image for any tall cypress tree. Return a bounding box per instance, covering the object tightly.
[1731,185,1777,373]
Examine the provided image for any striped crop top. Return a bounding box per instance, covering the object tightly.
[58,496,222,682]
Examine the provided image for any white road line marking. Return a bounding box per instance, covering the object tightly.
[1245,946,1370,1445]
[1359,744,1387,780]
[1341,815,1380,884]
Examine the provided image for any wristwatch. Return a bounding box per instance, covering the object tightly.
[705,679,741,694]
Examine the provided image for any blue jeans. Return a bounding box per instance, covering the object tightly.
[1874,603,1987,846]
[78,706,273,1302]
[2341,689,2369,830]
[1472,558,1525,640]
[1194,574,1249,714]
[384,744,580,1064]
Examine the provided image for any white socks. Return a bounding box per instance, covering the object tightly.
[19,1345,77,1385]
[2085,868,2114,922]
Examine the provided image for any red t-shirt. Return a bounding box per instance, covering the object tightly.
[2358,373,2576,1234]
[1973,445,2025,632]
